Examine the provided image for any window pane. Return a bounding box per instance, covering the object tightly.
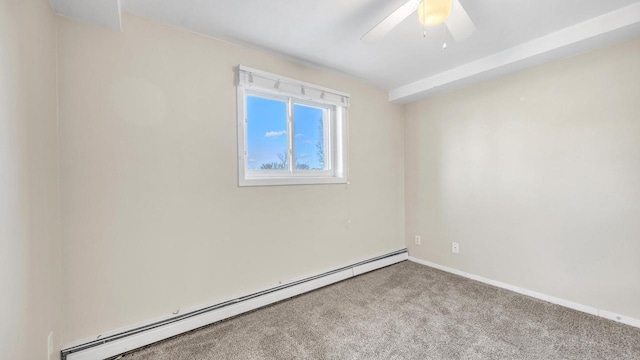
[293,104,327,171]
[246,95,289,170]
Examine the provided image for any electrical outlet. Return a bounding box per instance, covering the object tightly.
[414,235,421,245]
[47,332,53,360]
[452,242,460,254]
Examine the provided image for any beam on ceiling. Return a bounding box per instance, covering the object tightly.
[389,2,640,104]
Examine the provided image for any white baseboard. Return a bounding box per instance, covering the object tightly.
[62,249,408,360]
[408,256,640,329]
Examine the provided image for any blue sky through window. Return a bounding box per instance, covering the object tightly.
[246,95,325,170]
[246,96,287,169]
[294,104,324,170]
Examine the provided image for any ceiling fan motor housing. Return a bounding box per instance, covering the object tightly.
[418,0,453,26]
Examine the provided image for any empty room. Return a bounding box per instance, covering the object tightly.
[2,0,640,359]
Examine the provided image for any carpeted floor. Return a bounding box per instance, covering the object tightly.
[120,261,640,360]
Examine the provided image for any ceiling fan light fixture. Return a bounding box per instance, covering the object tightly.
[418,0,453,26]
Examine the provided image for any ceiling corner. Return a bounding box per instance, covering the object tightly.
[50,0,122,31]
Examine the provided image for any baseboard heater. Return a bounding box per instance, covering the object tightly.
[61,249,408,360]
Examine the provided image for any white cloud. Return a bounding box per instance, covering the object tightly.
[297,153,310,159]
[295,133,304,137]
[265,130,287,138]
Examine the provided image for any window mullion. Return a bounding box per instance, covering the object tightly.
[288,98,294,173]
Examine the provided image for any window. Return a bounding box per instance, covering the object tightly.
[237,66,349,186]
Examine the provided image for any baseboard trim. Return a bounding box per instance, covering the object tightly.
[62,249,408,360]
[408,256,640,329]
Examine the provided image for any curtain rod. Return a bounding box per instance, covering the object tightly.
[237,65,351,99]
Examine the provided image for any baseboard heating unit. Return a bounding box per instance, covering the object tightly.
[61,249,408,360]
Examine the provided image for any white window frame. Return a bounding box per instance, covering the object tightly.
[237,66,349,187]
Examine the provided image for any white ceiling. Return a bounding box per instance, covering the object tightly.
[51,0,640,103]
[50,0,120,30]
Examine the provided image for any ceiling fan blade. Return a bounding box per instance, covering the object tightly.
[445,0,477,42]
[361,0,421,43]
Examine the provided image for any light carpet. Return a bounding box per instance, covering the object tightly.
[120,261,640,359]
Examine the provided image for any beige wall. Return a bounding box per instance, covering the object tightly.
[57,14,405,342]
[406,38,640,320]
[0,0,63,358]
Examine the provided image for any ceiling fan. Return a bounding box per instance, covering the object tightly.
[361,0,476,43]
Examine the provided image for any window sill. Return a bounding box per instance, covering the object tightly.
[239,176,347,187]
